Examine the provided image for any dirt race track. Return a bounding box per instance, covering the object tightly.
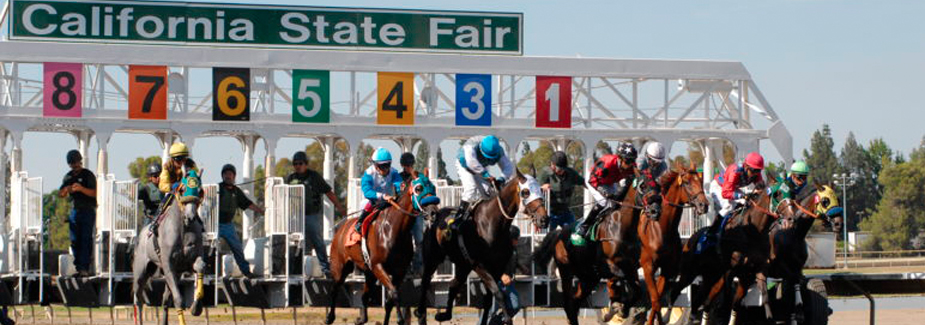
[4,303,923,325]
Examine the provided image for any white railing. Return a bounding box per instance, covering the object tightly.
[267,184,305,237]
[199,184,220,237]
[11,172,43,236]
[679,208,712,239]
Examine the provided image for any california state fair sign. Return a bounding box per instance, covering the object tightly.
[9,0,523,55]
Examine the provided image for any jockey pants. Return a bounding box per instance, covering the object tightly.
[456,160,492,202]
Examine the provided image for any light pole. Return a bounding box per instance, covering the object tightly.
[833,172,858,268]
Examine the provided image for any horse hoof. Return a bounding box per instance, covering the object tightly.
[190,300,203,317]
[325,313,335,325]
[414,308,424,319]
[434,312,451,322]
[355,317,368,325]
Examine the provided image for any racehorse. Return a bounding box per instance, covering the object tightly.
[132,169,206,325]
[670,182,776,325]
[415,169,548,325]
[533,185,644,325]
[636,165,710,325]
[326,172,442,325]
[767,183,841,325]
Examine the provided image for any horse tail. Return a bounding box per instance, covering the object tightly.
[533,229,562,266]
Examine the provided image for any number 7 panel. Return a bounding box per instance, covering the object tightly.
[128,65,168,120]
[535,76,572,128]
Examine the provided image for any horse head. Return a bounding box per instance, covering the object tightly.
[671,161,710,215]
[813,183,843,233]
[512,168,549,229]
[410,172,442,222]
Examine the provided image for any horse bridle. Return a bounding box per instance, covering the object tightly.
[666,172,709,211]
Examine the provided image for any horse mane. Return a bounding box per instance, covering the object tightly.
[658,170,680,189]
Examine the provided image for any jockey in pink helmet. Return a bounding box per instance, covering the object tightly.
[698,152,765,254]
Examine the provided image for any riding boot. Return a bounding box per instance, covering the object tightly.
[572,204,603,245]
[355,209,370,233]
[449,201,471,233]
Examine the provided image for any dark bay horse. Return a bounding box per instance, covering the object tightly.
[416,169,548,325]
[767,183,841,324]
[636,166,710,325]
[133,170,206,325]
[670,182,777,325]
[326,173,442,325]
[533,185,644,325]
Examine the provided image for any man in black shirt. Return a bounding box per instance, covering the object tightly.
[218,164,263,277]
[58,150,97,276]
[286,151,345,278]
[538,151,585,231]
[137,163,163,226]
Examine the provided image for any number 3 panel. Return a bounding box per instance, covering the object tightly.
[535,76,572,128]
[377,72,415,125]
[43,62,83,118]
[129,65,168,120]
[455,74,492,126]
[213,67,251,121]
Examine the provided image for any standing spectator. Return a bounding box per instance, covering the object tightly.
[137,163,163,226]
[218,164,264,278]
[59,150,97,277]
[538,151,585,231]
[286,151,346,278]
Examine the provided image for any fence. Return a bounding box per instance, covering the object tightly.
[199,184,220,238]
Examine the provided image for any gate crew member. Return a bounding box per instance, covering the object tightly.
[218,164,264,278]
[539,151,585,231]
[137,163,163,226]
[59,150,97,277]
[286,151,346,278]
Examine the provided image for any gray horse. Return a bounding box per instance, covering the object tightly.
[132,171,206,325]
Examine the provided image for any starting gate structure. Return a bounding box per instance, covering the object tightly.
[1,172,43,305]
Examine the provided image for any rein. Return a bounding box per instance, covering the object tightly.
[748,198,780,220]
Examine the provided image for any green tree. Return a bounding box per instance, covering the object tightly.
[42,190,71,251]
[253,165,265,205]
[803,124,840,186]
[839,132,880,230]
[859,147,925,250]
[128,156,162,183]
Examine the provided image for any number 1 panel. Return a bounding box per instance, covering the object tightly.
[455,74,492,126]
[43,62,83,118]
[535,76,572,128]
[377,72,415,125]
[129,65,168,120]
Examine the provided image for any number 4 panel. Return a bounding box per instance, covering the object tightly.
[129,65,168,120]
[377,72,415,125]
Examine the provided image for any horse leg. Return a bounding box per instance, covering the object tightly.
[558,266,579,325]
[383,294,395,325]
[434,263,471,322]
[727,276,748,325]
[191,256,206,317]
[325,260,352,325]
[132,253,154,325]
[641,258,662,325]
[416,231,445,325]
[160,287,171,325]
[471,266,512,325]
[356,271,376,325]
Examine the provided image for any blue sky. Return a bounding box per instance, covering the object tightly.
[8,0,925,190]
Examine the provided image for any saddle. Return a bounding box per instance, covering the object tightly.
[346,209,382,246]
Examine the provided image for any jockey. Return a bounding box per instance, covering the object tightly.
[159,142,199,195]
[571,143,638,245]
[449,135,515,229]
[770,161,810,210]
[635,142,668,219]
[355,147,403,233]
[701,152,765,252]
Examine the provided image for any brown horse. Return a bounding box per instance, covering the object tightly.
[533,184,644,325]
[415,169,548,325]
[670,182,777,325]
[767,183,841,324]
[326,173,442,325]
[636,165,710,325]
